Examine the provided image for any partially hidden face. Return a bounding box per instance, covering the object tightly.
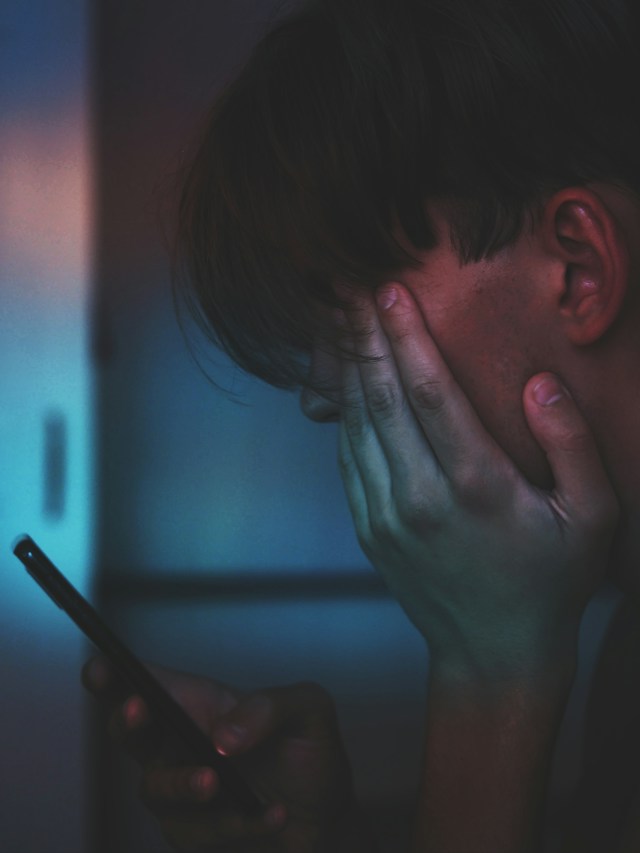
[301,203,562,490]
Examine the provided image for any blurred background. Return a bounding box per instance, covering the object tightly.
[0,2,623,851]
[0,2,428,850]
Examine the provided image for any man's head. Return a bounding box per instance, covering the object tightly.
[173,0,640,486]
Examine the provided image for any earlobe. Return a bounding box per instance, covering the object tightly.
[545,189,629,346]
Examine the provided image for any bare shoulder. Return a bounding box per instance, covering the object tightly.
[564,595,640,851]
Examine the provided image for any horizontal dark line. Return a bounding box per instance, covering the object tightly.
[97,569,389,603]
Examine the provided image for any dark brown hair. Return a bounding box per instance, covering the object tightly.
[173,0,639,390]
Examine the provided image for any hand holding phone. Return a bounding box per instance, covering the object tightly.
[12,534,260,812]
[14,535,367,850]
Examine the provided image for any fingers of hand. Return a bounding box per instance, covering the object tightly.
[214,682,337,757]
[108,694,148,739]
[338,420,371,547]
[106,694,167,765]
[374,284,505,490]
[140,685,326,847]
[82,658,162,763]
[82,657,129,704]
[339,290,454,535]
[523,373,619,532]
[341,289,438,484]
[213,692,274,757]
[140,765,220,809]
[143,768,287,849]
[158,801,287,851]
[339,350,393,522]
[338,288,452,544]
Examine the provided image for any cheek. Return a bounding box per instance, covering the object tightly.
[428,306,555,490]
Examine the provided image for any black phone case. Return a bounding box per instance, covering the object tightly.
[13,535,260,812]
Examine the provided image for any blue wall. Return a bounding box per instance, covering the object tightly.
[0,1,94,850]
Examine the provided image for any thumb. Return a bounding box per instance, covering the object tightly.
[213,682,336,757]
[523,373,618,530]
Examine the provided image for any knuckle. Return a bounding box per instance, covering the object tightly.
[395,489,428,527]
[352,322,375,344]
[555,426,594,455]
[451,464,492,509]
[410,376,446,414]
[368,509,396,543]
[337,451,360,490]
[365,382,401,419]
[387,319,414,345]
[395,473,451,530]
[341,403,368,441]
[397,491,446,531]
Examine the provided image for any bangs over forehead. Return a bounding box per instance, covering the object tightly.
[174,2,436,390]
[172,0,637,390]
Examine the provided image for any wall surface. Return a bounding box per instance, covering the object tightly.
[0,1,94,850]
[94,0,366,576]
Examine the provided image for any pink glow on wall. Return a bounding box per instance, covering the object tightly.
[0,107,93,295]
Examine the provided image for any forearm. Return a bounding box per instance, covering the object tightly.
[413,658,576,853]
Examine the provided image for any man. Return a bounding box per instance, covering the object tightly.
[83,0,640,849]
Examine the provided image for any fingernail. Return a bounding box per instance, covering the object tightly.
[124,696,146,728]
[376,285,398,311]
[533,376,565,406]
[215,724,246,755]
[191,768,216,797]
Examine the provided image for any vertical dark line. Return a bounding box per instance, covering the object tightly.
[43,411,66,519]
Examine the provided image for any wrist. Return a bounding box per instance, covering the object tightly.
[427,622,580,702]
[415,648,575,853]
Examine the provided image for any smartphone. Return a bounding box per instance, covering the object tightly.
[12,534,261,812]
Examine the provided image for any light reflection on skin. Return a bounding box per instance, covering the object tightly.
[300,185,640,599]
[300,201,558,489]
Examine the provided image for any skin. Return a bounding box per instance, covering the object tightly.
[300,182,640,849]
[304,183,640,593]
[335,281,616,664]
[334,280,617,851]
[83,658,376,852]
[83,182,640,850]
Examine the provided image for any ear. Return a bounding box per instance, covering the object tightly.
[541,187,629,346]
